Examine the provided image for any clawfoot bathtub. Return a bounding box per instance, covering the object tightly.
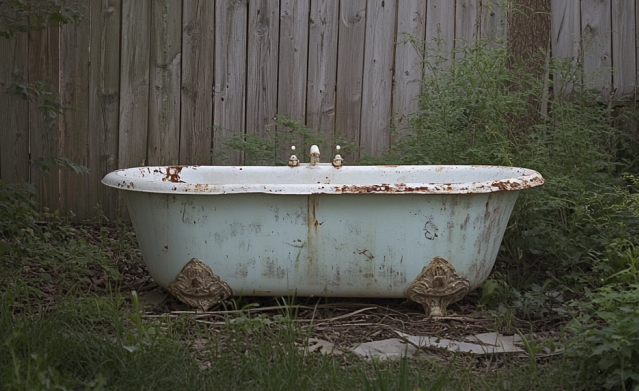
[103,147,543,316]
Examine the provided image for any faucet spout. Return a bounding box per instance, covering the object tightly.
[309,145,320,166]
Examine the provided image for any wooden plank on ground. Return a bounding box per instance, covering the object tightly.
[455,0,480,48]
[180,0,215,165]
[246,0,279,141]
[277,0,309,158]
[581,0,612,95]
[550,0,580,95]
[147,0,182,166]
[335,0,367,161]
[88,0,122,219]
[59,0,91,219]
[0,30,29,184]
[213,0,248,166]
[480,0,508,45]
[392,0,427,137]
[29,22,61,213]
[306,0,339,148]
[611,0,635,98]
[360,0,397,158]
[425,0,455,71]
[119,0,151,169]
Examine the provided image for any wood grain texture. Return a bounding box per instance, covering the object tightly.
[611,0,635,98]
[147,0,182,166]
[246,0,279,138]
[360,0,397,157]
[119,0,151,169]
[581,0,612,94]
[425,0,455,70]
[550,0,580,95]
[60,0,91,218]
[455,0,480,48]
[88,0,122,218]
[551,0,581,59]
[335,0,367,161]
[277,0,309,158]
[0,30,29,184]
[180,0,215,165]
[306,0,339,145]
[393,0,427,136]
[213,0,248,165]
[29,23,60,212]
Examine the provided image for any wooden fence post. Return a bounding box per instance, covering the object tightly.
[29,22,61,213]
[306,0,339,150]
[88,0,122,219]
[335,0,367,161]
[60,0,91,219]
[213,0,248,166]
[180,0,215,166]
[0,31,30,184]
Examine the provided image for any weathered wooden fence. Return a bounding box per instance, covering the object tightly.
[0,0,636,219]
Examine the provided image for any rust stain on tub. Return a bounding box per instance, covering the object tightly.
[306,195,320,281]
[335,183,468,194]
[162,166,185,183]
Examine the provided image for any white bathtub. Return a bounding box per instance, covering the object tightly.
[102,164,543,315]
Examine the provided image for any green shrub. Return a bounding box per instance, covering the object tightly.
[566,285,639,390]
[0,181,38,239]
[214,115,359,166]
[595,239,639,285]
[379,40,638,272]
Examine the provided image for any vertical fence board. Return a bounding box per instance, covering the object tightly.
[306,0,339,146]
[147,0,182,166]
[277,0,309,157]
[246,0,279,139]
[481,0,508,44]
[60,1,91,218]
[360,0,397,157]
[611,0,635,98]
[119,0,151,169]
[551,0,581,95]
[455,0,480,47]
[335,0,367,160]
[392,0,427,137]
[581,0,612,94]
[88,0,122,218]
[0,32,29,184]
[551,0,581,60]
[180,0,215,165]
[29,24,60,212]
[425,0,456,70]
[213,0,247,165]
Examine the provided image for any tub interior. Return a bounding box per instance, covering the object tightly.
[121,165,534,185]
[103,164,544,195]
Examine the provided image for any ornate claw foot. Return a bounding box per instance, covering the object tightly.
[167,258,233,311]
[404,257,471,317]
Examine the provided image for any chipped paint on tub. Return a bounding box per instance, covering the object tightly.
[103,165,543,298]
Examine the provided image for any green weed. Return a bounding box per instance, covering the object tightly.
[215,115,359,165]
[379,39,639,275]
[566,285,639,390]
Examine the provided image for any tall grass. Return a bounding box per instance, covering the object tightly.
[0,292,585,391]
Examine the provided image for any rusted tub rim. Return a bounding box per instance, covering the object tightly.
[101,165,545,195]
